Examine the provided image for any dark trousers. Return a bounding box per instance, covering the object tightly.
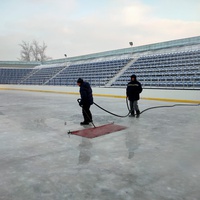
[82,104,92,122]
[129,100,139,115]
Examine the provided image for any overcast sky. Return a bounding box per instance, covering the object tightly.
[0,0,200,61]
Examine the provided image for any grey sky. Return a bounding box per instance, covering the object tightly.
[0,0,199,61]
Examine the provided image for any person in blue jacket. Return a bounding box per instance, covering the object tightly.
[126,74,143,117]
[77,78,93,125]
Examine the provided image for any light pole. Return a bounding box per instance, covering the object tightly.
[64,54,67,67]
[129,42,134,58]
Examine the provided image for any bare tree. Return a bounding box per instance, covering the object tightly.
[31,40,40,61]
[19,40,51,62]
[19,41,32,61]
[38,41,50,61]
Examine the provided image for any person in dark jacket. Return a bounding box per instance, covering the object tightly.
[126,74,143,117]
[77,78,93,125]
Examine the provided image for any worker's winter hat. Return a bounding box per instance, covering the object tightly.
[77,78,83,83]
[131,74,136,79]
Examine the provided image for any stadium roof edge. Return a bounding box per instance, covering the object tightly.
[0,60,40,65]
[44,35,200,64]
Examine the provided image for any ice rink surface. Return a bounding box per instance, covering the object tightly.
[0,90,200,200]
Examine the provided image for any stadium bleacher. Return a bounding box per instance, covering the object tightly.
[112,50,200,89]
[47,58,131,86]
[0,36,200,89]
[21,66,65,85]
[0,68,33,84]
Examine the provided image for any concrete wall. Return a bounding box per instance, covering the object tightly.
[0,84,199,103]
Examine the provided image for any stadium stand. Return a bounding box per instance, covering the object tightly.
[112,49,200,88]
[21,66,65,85]
[0,68,33,84]
[46,58,131,86]
[0,36,200,89]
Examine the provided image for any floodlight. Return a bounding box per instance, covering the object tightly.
[129,42,133,46]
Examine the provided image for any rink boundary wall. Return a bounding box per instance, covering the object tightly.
[0,84,200,104]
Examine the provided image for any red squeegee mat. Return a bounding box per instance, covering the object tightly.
[70,123,127,138]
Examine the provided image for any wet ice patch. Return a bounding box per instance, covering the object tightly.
[45,118,65,130]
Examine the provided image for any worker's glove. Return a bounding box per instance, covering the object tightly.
[79,102,83,107]
[77,98,83,107]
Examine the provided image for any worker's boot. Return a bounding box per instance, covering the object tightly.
[80,121,89,125]
[129,110,135,117]
[136,110,140,118]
